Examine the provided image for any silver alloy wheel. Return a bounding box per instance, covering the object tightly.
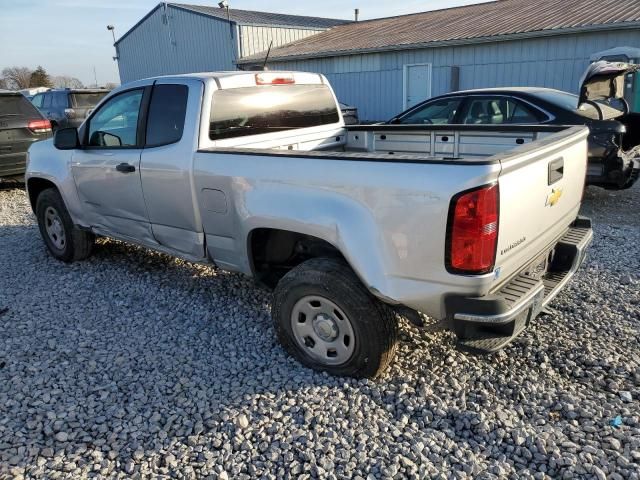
[44,206,66,250]
[291,295,355,366]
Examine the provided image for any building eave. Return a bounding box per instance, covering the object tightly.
[235,22,327,30]
[115,3,164,46]
[237,21,640,64]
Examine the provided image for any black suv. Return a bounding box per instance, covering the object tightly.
[31,89,109,130]
[0,91,52,178]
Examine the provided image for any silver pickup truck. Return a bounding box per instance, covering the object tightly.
[25,71,593,378]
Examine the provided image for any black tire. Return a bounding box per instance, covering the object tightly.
[272,257,398,378]
[35,188,94,262]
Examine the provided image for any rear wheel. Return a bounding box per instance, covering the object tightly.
[272,258,398,378]
[35,188,94,262]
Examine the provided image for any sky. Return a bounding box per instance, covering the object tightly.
[0,0,492,86]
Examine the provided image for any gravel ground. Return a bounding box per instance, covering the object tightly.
[0,181,638,480]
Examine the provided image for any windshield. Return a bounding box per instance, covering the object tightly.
[0,94,40,117]
[72,92,108,108]
[535,90,624,120]
[209,84,340,140]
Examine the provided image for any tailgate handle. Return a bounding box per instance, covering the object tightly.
[548,157,564,185]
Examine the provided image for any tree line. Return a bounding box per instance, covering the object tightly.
[0,65,116,90]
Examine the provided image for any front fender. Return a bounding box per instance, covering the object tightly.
[26,139,83,224]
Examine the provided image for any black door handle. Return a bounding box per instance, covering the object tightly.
[116,163,136,173]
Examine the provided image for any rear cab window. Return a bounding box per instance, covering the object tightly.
[209,83,340,140]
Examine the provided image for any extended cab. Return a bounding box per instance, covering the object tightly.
[26,72,593,378]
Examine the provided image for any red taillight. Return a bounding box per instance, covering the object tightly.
[255,72,295,85]
[27,119,52,134]
[447,184,499,274]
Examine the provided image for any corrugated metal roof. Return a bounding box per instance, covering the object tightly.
[239,0,640,63]
[170,3,350,28]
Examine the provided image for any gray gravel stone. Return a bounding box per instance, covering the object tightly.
[0,182,639,479]
[619,391,633,403]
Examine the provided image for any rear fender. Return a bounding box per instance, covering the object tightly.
[240,187,389,296]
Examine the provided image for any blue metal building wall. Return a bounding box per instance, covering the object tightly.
[116,5,238,84]
[269,29,640,121]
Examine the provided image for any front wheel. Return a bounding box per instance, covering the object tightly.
[272,258,398,378]
[35,188,94,262]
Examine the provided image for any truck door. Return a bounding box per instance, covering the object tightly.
[71,86,154,242]
[139,79,205,259]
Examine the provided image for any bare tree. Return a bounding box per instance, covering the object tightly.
[104,82,119,90]
[52,75,84,89]
[1,67,33,90]
[0,78,7,90]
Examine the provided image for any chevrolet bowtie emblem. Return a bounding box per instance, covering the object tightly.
[546,188,563,207]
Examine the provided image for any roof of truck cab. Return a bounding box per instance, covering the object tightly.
[151,71,295,79]
[144,71,325,83]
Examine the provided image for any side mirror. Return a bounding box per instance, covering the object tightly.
[54,128,80,150]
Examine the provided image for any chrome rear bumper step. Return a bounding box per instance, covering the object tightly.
[446,216,593,353]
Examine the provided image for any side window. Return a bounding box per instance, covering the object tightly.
[31,94,44,108]
[398,98,462,124]
[42,93,52,109]
[53,92,68,109]
[507,101,542,123]
[87,89,144,148]
[462,98,507,124]
[145,84,188,147]
[462,97,543,125]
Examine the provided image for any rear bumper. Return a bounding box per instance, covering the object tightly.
[0,152,28,178]
[445,216,593,352]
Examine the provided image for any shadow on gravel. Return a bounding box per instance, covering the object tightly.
[0,179,25,191]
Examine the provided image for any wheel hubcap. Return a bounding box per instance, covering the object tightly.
[44,207,66,250]
[291,296,355,366]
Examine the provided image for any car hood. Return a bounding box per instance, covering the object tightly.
[579,61,640,105]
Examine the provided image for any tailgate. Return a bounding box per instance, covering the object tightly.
[493,126,589,285]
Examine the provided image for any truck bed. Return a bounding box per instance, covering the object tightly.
[201,124,574,163]
[195,123,589,320]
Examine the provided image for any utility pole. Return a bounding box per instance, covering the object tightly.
[93,66,98,88]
